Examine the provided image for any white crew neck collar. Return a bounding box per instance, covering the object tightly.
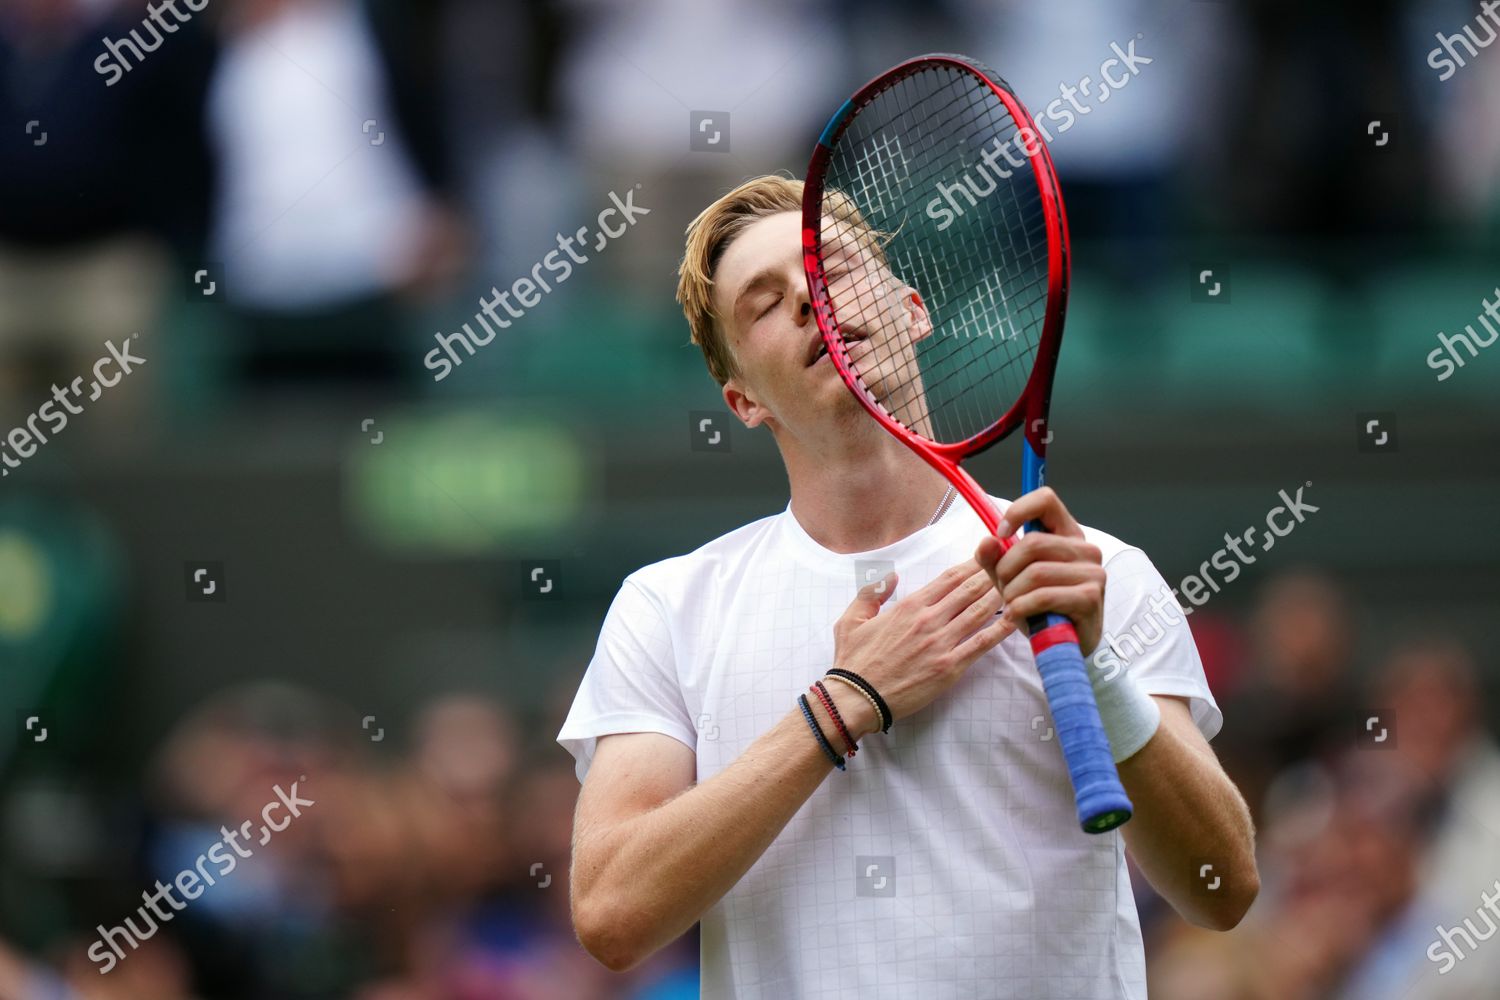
[776,493,1000,575]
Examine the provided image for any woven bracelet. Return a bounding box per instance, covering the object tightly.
[798,694,845,770]
[825,667,892,734]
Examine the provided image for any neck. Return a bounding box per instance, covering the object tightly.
[778,418,953,554]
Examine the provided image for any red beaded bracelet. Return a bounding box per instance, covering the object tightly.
[811,680,858,757]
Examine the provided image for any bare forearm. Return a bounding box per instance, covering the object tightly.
[1118,698,1258,930]
[577,702,849,970]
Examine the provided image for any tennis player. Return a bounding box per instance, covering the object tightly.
[558,175,1257,999]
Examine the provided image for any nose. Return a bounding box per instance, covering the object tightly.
[795,286,811,326]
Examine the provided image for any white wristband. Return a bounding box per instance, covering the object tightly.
[1086,644,1161,763]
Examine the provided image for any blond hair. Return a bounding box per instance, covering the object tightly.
[676,175,894,387]
[676,175,803,386]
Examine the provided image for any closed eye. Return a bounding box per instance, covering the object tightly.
[757,294,783,320]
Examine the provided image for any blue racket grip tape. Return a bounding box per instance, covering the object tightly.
[1027,611,1133,833]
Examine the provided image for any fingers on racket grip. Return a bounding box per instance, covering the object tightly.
[1027,616,1134,834]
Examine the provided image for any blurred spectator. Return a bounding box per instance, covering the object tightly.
[1152,631,1500,1000]
[206,0,466,388]
[1339,639,1500,999]
[1216,570,1359,819]
[1428,4,1500,234]
[0,930,201,1000]
[68,682,697,999]
[1151,751,1438,1000]
[147,683,358,999]
[958,0,1211,237]
[1207,0,1433,242]
[552,0,847,290]
[0,0,214,421]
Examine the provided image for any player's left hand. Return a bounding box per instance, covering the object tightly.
[973,486,1107,656]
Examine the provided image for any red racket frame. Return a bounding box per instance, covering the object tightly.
[802,53,1071,539]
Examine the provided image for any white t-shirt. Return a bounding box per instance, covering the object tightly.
[557,496,1221,999]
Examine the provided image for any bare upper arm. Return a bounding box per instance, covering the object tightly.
[573,731,697,851]
[1152,694,1216,760]
[567,732,697,968]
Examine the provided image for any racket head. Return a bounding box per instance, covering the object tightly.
[802,53,1071,464]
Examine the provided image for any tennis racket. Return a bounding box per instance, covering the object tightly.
[802,53,1132,833]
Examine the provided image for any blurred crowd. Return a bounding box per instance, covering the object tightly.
[1145,574,1500,1000]
[0,687,697,999]
[2,0,1499,411]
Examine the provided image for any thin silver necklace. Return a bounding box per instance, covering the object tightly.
[926,484,957,526]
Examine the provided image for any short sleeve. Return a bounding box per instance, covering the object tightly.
[556,577,698,783]
[1097,547,1223,742]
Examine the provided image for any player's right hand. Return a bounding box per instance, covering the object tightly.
[830,559,1015,737]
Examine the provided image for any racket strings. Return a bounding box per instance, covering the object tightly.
[847,67,1050,386]
[817,63,1053,445]
[880,74,1041,440]
[836,70,1045,437]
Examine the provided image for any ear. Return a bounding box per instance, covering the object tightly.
[723,377,770,429]
[901,287,934,344]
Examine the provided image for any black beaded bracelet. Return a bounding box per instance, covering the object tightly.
[799,693,846,770]
[825,667,892,733]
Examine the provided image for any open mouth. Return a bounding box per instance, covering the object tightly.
[809,330,868,368]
